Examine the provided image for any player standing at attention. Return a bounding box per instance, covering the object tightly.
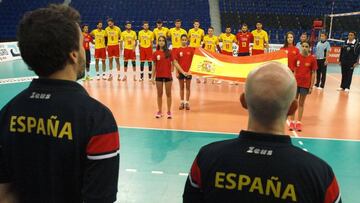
[236,24,253,56]
[201,27,221,84]
[281,31,300,73]
[289,41,317,132]
[153,20,169,46]
[138,21,154,81]
[188,19,204,84]
[314,32,331,90]
[296,32,308,52]
[168,19,187,53]
[173,34,194,110]
[219,25,237,56]
[151,36,175,119]
[188,19,204,49]
[121,21,137,81]
[82,24,93,81]
[202,27,221,53]
[90,21,107,80]
[105,18,122,81]
[251,22,269,55]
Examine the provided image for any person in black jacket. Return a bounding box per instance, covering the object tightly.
[183,62,341,203]
[0,4,119,203]
[338,31,360,92]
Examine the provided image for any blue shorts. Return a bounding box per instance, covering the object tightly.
[297,87,309,95]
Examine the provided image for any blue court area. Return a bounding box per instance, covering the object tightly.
[1,60,360,202]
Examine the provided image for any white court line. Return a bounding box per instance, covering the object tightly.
[125,169,137,172]
[0,76,37,85]
[179,173,189,176]
[151,171,164,175]
[118,125,360,142]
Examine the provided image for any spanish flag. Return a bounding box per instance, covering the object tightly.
[190,48,288,82]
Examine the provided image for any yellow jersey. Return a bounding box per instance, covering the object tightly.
[105,26,121,46]
[203,35,219,52]
[90,29,107,49]
[168,28,187,48]
[188,28,205,48]
[138,30,154,48]
[153,27,169,43]
[251,29,269,50]
[121,30,137,50]
[219,33,237,52]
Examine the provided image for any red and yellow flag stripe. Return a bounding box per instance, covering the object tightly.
[190,48,288,82]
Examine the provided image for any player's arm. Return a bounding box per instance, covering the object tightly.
[264,33,270,49]
[173,60,187,75]
[82,107,119,203]
[309,58,318,94]
[133,32,137,51]
[151,54,157,83]
[0,184,17,203]
[322,167,341,203]
[183,156,204,203]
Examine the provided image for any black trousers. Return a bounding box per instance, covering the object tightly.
[315,59,327,88]
[340,63,355,89]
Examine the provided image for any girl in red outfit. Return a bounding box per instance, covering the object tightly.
[281,31,300,73]
[151,36,187,119]
[289,41,318,131]
[173,34,194,110]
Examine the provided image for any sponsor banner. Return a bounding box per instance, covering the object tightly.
[0,42,21,62]
[327,46,341,64]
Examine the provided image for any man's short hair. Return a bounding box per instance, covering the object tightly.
[107,18,114,23]
[193,19,200,23]
[156,20,163,24]
[17,4,81,77]
[125,21,131,25]
[143,21,149,25]
[208,26,214,30]
[175,19,182,23]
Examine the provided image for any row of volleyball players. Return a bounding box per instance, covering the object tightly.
[81,19,270,82]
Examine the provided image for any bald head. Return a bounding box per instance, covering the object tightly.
[244,62,297,125]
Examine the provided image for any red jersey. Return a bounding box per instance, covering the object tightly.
[280,46,300,72]
[83,33,93,50]
[152,50,174,78]
[236,32,253,53]
[173,47,194,72]
[295,54,318,88]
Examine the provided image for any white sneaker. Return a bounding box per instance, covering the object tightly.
[102,74,107,80]
[344,88,350,92]
[317,87,323,90]
[336,88,344,91]
[96,75,100,80]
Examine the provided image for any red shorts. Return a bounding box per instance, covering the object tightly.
[95,48,106,60]
[107,45,120,58]
[252,49,265,55]
[221,50,233,56]
[140,47,153,61]
[124,49,136,61]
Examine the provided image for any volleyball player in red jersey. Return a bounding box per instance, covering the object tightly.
[151,36,183,119]
[281,31,300,72]
[173,34,194,110]
[236,24,253,56]
[289,41,317,132]
[82,24,94,81]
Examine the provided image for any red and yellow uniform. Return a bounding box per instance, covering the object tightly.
[280,46,300,72]
[295,54,318,88]
[188,28,205,48]
[90,29,107,60]
[203,35,219,52]
[83,33,93,50]
[121,30,137,60]
[251,29,269,55]
[105,26,121,58]
[138,30,154,61]
[236,32,253,54]
[153,27,169,44]
[168,28,187,50]
[219,33,237,55]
